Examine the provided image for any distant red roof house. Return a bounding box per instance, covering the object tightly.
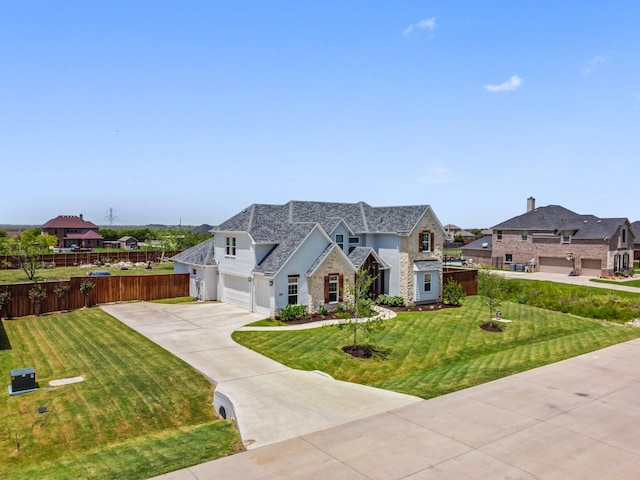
[41,214,104,249]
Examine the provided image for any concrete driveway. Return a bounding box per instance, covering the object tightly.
[153,338,640,480]
[101,301,420,450]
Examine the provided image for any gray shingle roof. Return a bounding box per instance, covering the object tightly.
[215,201,433,238]
[347,246,390,270]
[254,223,317,275]
[171,238,216,265]
[493,205,628,240]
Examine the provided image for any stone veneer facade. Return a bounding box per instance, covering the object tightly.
[398,214,444,302]
[307,249,354,312]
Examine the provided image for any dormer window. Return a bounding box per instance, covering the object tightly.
[226,237,237,256]
[562,231,571,244]
[335,234,344,251]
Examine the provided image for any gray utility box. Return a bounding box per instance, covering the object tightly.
[11,367,37,393]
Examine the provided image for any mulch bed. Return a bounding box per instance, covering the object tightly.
[276,303,459,325]
[342,345,373,358]
[480,323,503,332]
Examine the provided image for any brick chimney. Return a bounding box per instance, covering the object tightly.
[527,197,535,212]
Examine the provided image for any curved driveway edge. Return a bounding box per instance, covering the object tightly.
[153,337,640,480]
[100,301,421,450]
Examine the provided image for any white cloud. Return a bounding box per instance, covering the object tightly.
[484,75,523,93]
[403,17,436,36]
[581,55,607,75]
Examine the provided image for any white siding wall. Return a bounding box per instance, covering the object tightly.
[369,234,401,296]
[254,276,273,316]
[330,224,350,254]
[273,229,331,311]
[414,270,440,302]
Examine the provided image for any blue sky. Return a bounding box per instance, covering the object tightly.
[1,1,639,228]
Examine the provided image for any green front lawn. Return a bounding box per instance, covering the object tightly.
[1,309,241,479]
[592,277,640,288]
[233,296,640,399]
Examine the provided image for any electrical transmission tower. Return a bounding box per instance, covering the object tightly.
[105,207,119,226]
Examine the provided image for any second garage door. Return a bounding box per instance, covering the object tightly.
[539,257,573,274]
[581,259,602,277]
[222,274,252,311]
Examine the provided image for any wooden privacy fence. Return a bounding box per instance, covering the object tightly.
[0,273,189,318]
[0,251,181,269]
[443,268,477,296]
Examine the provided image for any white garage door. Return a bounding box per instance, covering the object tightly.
[222,274,251,311]
[581,259,602,277]
[539,257,572,274]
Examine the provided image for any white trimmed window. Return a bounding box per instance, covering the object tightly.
[335,234,344,250]
[423,273,432,292]
[288,275,299,305]
[226,237,237,256]
[328,275,339,303]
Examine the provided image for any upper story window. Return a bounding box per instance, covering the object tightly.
[349,237,359,244]
[622,228,627,244]
[497,230,503,241]
[226,237,237,256]
[562,231,571,243]
[521,230,528,241]
[335,234,344,250]
[419,231,432,252]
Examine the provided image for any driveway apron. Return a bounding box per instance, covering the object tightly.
[101,301,421,450]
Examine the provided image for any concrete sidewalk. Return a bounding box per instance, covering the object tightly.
[154,338,640,479]
[101,302,420,450]
[500,270,640,293]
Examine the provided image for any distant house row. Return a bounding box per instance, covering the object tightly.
[462,197,639,276]
[41,214,138,250]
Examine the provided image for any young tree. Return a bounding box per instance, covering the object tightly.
[53,283,71,311]
[79,280,96,308]
[339,269,385,352]
[28,283,47,316]
[10,230,58,281]
[476,268,507,328]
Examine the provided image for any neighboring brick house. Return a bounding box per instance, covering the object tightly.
[41,214,104,249]
[173,201,445,316]
[460,235,492,266]
[444,224,476,244]
[490,198,634,277]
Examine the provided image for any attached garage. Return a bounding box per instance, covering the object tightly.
[581,259,602,277]
[221,274,252,310]
[538,257,572,274]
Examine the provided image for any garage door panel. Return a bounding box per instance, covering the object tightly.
[539,257,572,274]
[581,259,602,277]
[223,274,251,310]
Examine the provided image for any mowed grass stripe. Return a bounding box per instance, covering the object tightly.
[1,310,238,479]
[232,296,640,400]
